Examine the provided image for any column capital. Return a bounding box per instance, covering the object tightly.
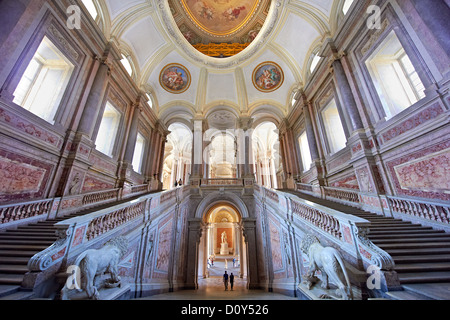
[237,117,254,131]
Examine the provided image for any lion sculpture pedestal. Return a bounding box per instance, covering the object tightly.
[61,236,129,300]
[299,234,354,300]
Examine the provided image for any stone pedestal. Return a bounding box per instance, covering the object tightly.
[220,243,229,255]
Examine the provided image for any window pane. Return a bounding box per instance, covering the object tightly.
[299,132,312,172]
[12,37,74,124]
[366,31,425,119]
[322,100,347,154]
[95,102,121,157]
[132,133,146,174]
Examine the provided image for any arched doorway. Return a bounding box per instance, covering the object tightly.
[198,203,246,282]
[185,191,259,291]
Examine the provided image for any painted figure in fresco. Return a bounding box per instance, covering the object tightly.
[162,68,185,91]
[256,66,281,90]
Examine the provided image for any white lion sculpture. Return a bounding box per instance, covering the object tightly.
[73,236,129,300]
[300,234,353,300]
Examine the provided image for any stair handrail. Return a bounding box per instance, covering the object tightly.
[257,186,396,272]
[386,195,450,225]
[26,195,148,273]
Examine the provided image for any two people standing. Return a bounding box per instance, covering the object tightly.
[223,271,235,291]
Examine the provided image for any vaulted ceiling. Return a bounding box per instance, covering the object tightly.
[89,0,352,127]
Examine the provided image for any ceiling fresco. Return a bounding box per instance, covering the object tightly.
[169,0,271,53]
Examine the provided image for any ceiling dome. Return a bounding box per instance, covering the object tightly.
[169,0,271,57]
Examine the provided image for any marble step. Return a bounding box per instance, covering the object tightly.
[0,274,23,285]
[378,242,450,250]
[0,239,54,245]
[0,250,38,257]
[394,262,450,273]
[18,225,56,230]
[5,230,56,236]
[0,244,49,251]
[369,229,442,235]
[393,254,450,264]
[386,247,450,256]
[0,234,57,241]
[0,257,31,265]
[372,237,450,244]
[369,232,449,240]
[398,272,450,284]
[0,265,29,275]
[368,225,432,231]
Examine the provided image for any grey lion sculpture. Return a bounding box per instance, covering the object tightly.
[74,237,128,300]
[300,234,353,300]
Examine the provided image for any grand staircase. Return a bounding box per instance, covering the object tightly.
[284,190,450,300]
[0,213,83,299]
[0,192,156,300]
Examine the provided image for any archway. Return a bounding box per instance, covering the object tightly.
[198,203,246,283]
[185,191,259,291]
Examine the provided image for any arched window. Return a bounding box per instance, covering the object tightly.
[309,53,322,74]
[120,54,133,77]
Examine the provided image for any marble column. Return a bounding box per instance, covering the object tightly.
[410,0,450,56]
[243,219,259,289]
[77,57,111,138]
[191,119,204,180]
[332,58,363,133]
[123,104,141,164]
[303,103,320,161]
[185,219,203,290]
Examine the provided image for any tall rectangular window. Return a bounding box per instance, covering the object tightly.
[13,37,74,124]
[366,31,426,119]
[298,131,312,172]
[132,133,146,174]
[95,102,121,157]
[321,99,347,155]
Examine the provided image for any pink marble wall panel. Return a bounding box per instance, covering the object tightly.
[71,226,86,249]
[155,219,173,274]
[387,140,450,201]
[394,148,450,194]
[0,107,63,148]
[269,220,283,272]
[81,175,115,193]
[0,148,53,203]
[381,103,443,144]
[330,174,360,190]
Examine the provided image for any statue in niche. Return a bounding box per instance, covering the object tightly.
[300,234,353,300]
[68,173,81,195]
[221,231,228,244]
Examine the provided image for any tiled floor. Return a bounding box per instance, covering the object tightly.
[138,259,297,301]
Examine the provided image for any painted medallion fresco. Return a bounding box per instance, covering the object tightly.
[252,61,284,92]
[159,64,191,94]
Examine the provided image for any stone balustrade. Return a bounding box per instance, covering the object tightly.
[82,188,121,206]
[26,186,184,277]
[387,196,450,226]
[201,178,244,186]
[293,183,450,231]
[0,199,54,226]
[256,186,396,272]
[323,186,361,204]
[85,201,146,241]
